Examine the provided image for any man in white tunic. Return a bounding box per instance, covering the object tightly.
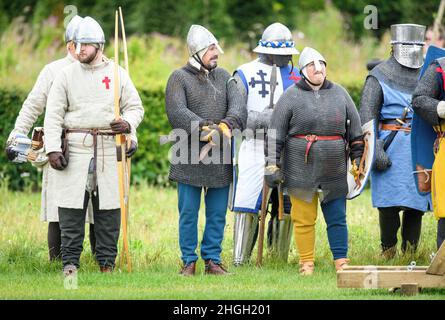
[44,17,144,274]
[231,23,301,265]
[4,15,100,261]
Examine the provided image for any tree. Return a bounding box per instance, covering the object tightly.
[332,0,443,40]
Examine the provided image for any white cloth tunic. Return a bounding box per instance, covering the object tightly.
[44,57,144,210]
[9,54,84,222]
[232,59,300,213]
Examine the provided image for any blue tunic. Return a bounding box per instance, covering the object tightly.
[370,80,430,211]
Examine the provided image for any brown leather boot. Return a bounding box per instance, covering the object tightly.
[299,261,315,276]
[381,245,397,260]
[100,265,113,273]
[334,258,350,271]
[179,262,196,276]
[204,260,232,275]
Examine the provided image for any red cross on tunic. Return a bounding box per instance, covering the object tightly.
[102,76,111,90]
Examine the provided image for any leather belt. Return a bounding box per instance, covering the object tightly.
[293,134,344,163]
[66,129,116,193]
[381,118,412,124]
[380,124,411,132]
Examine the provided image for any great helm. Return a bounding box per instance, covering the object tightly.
[390,24,426,69]
[186,24,224,57]
[253,22,299,55]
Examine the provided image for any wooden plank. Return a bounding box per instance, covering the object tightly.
[337,270,445,289]
[342,266,428,271]
[426,241,445,276]
[400,283,419,296]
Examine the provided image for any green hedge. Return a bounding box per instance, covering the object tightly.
[0,83,363,191]
[0,88,42,191]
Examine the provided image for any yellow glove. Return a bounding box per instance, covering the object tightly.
[350,159,360,180]
[350,158,364,189]
[200,123,231,145]
[200,125,219,144]
[218,122,232,140]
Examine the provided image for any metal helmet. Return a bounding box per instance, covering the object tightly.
[65,15,83,43]
[298,47,326,73]
[6,132,48,165]
[391,24,426,69]
[186,24,224,57]
[74,16,105,54]
[253,22,299,55]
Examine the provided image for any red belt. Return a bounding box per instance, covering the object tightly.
[293,134,344,163]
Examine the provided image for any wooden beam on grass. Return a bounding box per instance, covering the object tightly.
[337,268,445,289]
[426,241,445,276]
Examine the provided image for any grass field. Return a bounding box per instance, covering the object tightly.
[0,184,444,300]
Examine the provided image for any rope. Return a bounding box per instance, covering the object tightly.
[412,169,432,183]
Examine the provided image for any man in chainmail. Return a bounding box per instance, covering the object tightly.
[412,50,445,250]
[165,25,246,276]
[231,22,301,266]
[424,26,445,56]
[4,16,100,261]
[359,24,430,259]
[44,17,144,275]
[265,47,364,275]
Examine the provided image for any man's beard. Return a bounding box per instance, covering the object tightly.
[203,57,218,71]
[79,48,98,64]
[261,54,291,67]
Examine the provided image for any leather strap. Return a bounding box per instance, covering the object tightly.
[380,124,411,132]
[66,129,116,194]
[381,118,412,124]
[293,134,344,163]
[66,129,116,136]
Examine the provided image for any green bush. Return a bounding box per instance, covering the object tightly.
[4,0,441,44]
[332,0,441,41]
[345,82,364,109]
[131,89,172,187]
[0,82,364,191]
[0,88,43,191]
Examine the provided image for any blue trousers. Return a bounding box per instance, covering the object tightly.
[177,183,230,265]
[321,197,348,260]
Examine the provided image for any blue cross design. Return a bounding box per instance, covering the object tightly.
[249,70,278,98]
